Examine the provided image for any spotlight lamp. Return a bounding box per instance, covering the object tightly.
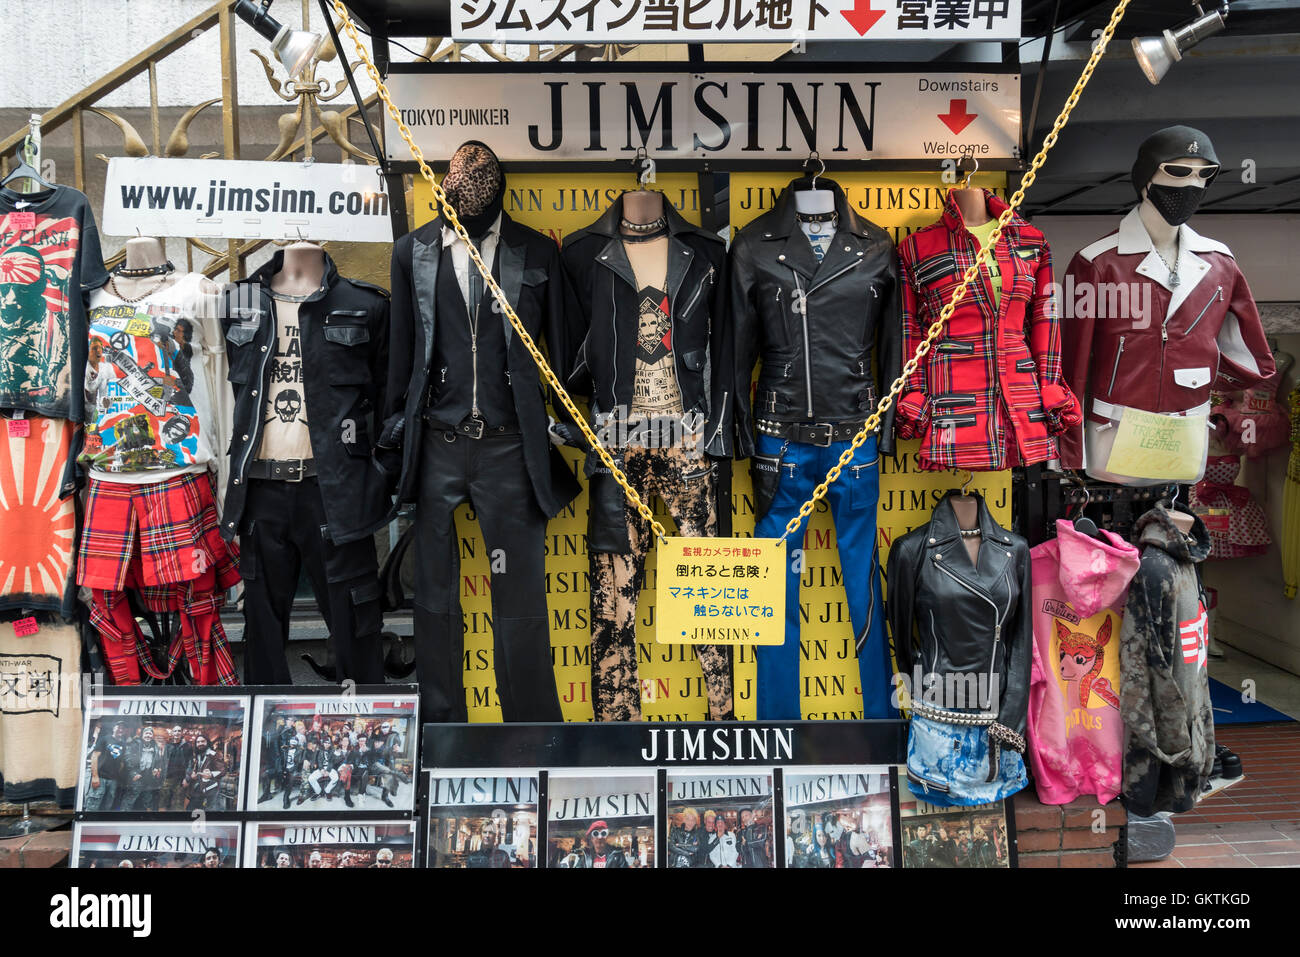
[234,0,323,78]
[1132,2,1229,85]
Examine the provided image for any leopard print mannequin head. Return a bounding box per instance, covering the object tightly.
[441,141,504,237]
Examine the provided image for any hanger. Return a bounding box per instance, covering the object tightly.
[1,137,55,192]
[804,151,826,191]
[956,469,975,496]
[959,155,979,190]
[1065,473,1103,539]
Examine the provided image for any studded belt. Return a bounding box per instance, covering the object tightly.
[756,419,867,447]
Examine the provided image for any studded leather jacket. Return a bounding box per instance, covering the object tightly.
[886,492,1033,739]
[728,178,902,458]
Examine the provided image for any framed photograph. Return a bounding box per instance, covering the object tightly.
[426,773,540,868]
[72,822,241,868]
[77,693,250,813]
[665,770,775,868]
[783,768,896,868]
[546,772,656,868]
[244,821,417,868]
[898,789,1016,869]
[247,693,419,813]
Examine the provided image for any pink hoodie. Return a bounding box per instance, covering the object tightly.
[1028,520,1140,805]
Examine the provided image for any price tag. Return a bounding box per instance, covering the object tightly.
[1105,407,1208,482]
[12,617,39,637]
[7,418,31,438]
[656,536,785,645]
[10,211,36,231]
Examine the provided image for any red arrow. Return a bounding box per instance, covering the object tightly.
[938,99,978,135]
[840,0,886,36]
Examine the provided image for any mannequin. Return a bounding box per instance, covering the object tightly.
[272,239,327,295]
[79,235,238,686]
[563,185,735,722]
[953,180,991,227]
[950,476,981,564]
[1059,126,1276,484]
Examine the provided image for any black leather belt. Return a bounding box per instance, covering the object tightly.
[756,419,868,447]
[422,411,520,440]
[247,458,317,482]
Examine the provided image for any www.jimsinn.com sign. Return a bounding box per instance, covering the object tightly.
[383,71,1020,164]
[102,157,394,243]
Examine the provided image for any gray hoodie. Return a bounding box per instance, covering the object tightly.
[1119,505,1215,817]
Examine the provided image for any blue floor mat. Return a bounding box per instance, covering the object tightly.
[1209,677,1295,724]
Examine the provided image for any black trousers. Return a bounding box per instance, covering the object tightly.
[413,428,562,722]
[238,477,385,685]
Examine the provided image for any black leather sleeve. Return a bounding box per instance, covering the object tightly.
[383,238,415,432]
[885,530,919,680]
[705,242,733,459]
[367,293,390,452]
[877,250,904,458]
[728,233,759,460]
[558,238,595,399]
[999,541,1035,736]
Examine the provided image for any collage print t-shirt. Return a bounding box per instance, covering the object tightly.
[0,185,108,421]
[82,272,218,479]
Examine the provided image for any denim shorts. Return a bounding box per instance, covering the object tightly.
[906,714,1028,807]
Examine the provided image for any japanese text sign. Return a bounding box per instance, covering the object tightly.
[657,536,786,645]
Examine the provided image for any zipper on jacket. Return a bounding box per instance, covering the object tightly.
[1107,336,1126,396]
[679,266,712,321]
[708,390,729,449]
[983,567,1013,712]
[932,555,1008,711]
[1184,285,1223,337]
[792,272,815,417]
[806,260,860,296]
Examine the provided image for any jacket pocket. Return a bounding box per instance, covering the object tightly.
[934,339,975,355]
[224,319,261,383]
[680,349,706,372]
[848,453,879,513]
[932,392,976,409]
[1106,335,1126,397]
[1015,357,1037,372]
[323,310,372,385]
[750,451,783,522]
[1173,367,1211,390]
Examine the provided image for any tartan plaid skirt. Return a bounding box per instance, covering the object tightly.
[77,470,239,591]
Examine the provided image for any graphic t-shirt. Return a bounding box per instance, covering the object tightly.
[0,414,77,615]
[624,237,683,418]
[82,272,218,479]
[967,218,1003,310]
[0,185,108,420]
[256,295,313,461]
[800,219,834,262]
[93,734,127,781]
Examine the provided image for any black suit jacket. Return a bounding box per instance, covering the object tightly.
[385,213,582,518]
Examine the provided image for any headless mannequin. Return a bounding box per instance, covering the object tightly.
[112,235,180,300]
[622,189,664,227]
[793,183,835,216]
[953,186,991,227]
[1137,157,1213,281]
[1168,504,1196,536]
[950,486,981,564]
[272,241,326,295]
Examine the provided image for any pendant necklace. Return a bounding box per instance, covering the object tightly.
[1154,241,1180,287]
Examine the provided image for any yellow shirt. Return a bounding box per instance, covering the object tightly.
[967,218,1002,311]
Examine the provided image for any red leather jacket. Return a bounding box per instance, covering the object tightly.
[896,190,1080,470]
[1059,209,1275,469]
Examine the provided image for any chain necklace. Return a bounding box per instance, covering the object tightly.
[797,210,838,235]
[116,260,174,278]
[108,273,169,303]
[1153,240,1180,287]
[620,216,667,234]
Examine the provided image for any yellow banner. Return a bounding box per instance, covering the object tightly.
[410,170,1009,722]
[1104,406,1208,481]
[656,536,785,644]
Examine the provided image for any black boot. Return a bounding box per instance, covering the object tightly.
[381,788,394,808]
[343,789,354,808]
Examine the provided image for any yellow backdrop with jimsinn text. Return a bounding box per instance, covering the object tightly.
[412,171,1010,721]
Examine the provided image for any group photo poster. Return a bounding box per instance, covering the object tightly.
[783,766,897,868]
[72,822,241,869]
[244,821,417,868]
[247,693,419,813]
[426,773,541,868]
[76,693,250,814]
[665,770,775,868]
[898,782,1016,868]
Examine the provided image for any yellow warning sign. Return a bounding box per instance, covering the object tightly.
[656,536,786,645]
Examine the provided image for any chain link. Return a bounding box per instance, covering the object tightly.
[330,0,1129,547]
[329,1,672,540]
[776,0,1131,541]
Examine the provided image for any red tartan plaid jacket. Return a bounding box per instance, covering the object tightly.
[895,189,1080,470]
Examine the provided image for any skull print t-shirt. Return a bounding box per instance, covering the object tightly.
[82,272,219,482]
[0,184,108,421]
[256,295,313,462]
[624,236,683,418]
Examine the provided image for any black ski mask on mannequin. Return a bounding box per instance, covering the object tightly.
[1145,183,1206,226]
[441,140,504,241]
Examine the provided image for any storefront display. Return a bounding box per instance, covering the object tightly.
[1059,126,1277,484]
[730,174,901,721]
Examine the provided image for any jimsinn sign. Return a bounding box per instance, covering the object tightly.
[451,0,1022,42]
[384,72,1019,164]
[102,157,394,243]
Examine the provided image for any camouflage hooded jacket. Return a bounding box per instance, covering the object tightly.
[1119,505,1214,817]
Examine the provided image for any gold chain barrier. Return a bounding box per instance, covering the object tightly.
[329,0,1131,545]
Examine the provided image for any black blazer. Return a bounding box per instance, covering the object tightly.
[384,212,582,518]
